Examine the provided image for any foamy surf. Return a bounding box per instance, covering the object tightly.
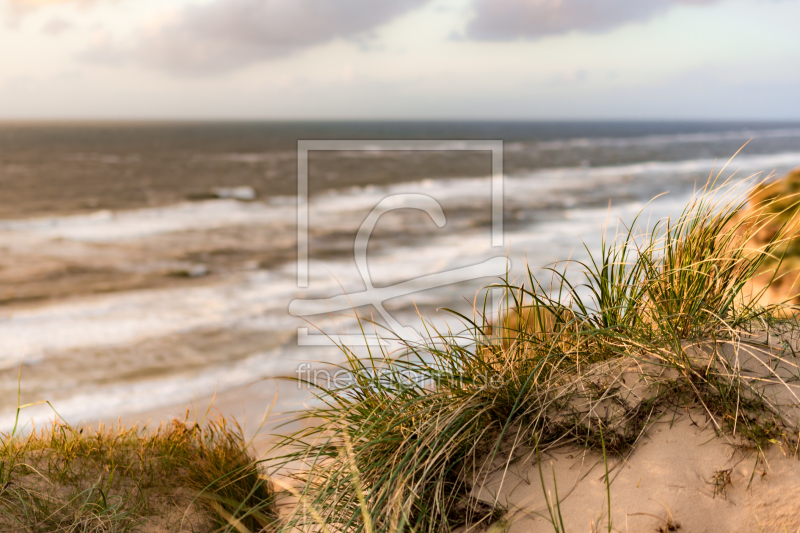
[0,193,688,427]
[0,151,798,244]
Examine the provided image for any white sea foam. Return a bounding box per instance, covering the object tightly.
[0,200,293,242]
[0,189,690,366]
[533,128,800,151]
[0,188,702,429]
[0,275,292,362]
[0,346,291,428]
[0,151,798,245]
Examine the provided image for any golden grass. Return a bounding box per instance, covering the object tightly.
[745,167,800,305]
[0,415,277,532]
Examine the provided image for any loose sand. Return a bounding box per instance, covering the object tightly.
[473,330,800,533]
[479,412,800,533]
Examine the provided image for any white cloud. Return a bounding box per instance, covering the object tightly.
[84,0,431,75]
[4,0,103,29]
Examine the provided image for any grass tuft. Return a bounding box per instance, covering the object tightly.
[273,171,800,532]
[0,415,277,532]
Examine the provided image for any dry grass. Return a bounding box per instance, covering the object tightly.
[0,414,277,532]
[745,167,800,305]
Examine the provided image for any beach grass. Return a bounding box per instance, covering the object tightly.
[746,167,800,303]
[0,413,277,532]
[5,167,800,532]
[272,170,800,532]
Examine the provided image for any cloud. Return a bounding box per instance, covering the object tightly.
[42,16,72,34]
[465,0,718,40]
[10,0,80,4]
[8,0,97,9]
[12,0,81,3]
[85,0,430,75]
[5,0,101,27]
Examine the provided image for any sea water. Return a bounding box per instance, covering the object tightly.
[1,121,799,427]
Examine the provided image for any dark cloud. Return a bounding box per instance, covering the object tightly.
[86,0,430,75]
[465,0,719,40]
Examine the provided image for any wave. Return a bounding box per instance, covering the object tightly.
[0,199,294,242]
[1,151,798,244]
[526,128,800,152]
[0,182,733,428]
[0,190,702,429]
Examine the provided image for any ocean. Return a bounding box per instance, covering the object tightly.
[2,120,800,428]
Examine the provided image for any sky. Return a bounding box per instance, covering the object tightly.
[1,0,799,120]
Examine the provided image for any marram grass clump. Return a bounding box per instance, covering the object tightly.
[273,172,800,533]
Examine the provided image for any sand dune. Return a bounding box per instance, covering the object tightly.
[476,331,800,533]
